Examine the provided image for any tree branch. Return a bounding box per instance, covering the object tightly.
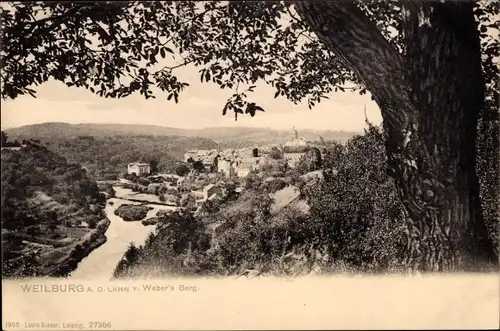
[292,0,418,137]
[160,59,194,72]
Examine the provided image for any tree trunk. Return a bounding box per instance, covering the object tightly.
[293,0,498,271]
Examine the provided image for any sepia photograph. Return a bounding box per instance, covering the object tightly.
[1,0,499,329]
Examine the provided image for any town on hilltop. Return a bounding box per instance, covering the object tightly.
[123,128,325,211]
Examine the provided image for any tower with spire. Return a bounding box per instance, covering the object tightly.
[283,126,309,168]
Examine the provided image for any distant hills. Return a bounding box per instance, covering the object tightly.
[4,122,359,146]
[2,122,360,180]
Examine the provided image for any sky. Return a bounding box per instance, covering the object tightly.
[1,1,383,133]
[1,63,382,132]
[2,1,497,133]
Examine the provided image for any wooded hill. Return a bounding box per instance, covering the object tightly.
[1,142,107,277]
[4,122,358,146]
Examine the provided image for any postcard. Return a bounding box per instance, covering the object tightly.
[2,1,499,329]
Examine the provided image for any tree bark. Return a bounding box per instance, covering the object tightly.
[293,0,498,271]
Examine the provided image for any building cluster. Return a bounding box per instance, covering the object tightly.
[127,128,323,181]
[184,128,317,178]
[124,128,324,211]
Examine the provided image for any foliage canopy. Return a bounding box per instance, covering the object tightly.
[3,1,496,118]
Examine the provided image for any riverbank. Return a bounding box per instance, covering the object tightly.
[69,198,158,280]
[39,217,111,277]
[63,186,179,279]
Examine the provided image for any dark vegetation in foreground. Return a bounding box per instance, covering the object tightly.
[114,127,499,278]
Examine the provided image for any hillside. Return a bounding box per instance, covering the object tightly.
[1,142,110,277]
[5,122,358,146]
[33,135,218,180]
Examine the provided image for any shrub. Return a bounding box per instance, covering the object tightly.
[264,178,287,193]
[302,127,407,272]
[86,218,98,229]
[137,177,151,186]
[175,164,190,177]
[180,194,196,209]
[269,148,283,160]
[113,211,212,277]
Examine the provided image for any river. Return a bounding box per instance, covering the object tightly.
[69,186,177,280]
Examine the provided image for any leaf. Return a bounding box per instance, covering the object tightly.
[160,48,166,58]
[222,102,230,115]
[167,93,173,100]
[245,102,256,116]
[274,90,280,98]
[474,8,485,16]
